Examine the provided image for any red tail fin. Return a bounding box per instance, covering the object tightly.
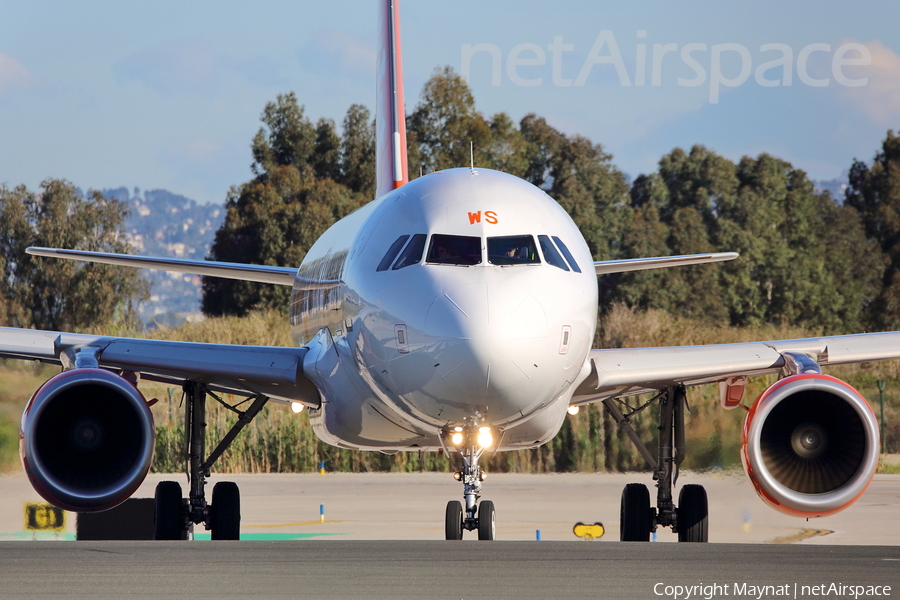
[375,0,409,198]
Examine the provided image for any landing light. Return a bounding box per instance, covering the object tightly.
[567,406,580,416]
[291,402,304,414]
[477,427,493,448]
[451,432,464,445]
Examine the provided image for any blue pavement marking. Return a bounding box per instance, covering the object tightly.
[0,531,77,541]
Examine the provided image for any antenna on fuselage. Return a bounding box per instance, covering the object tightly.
[470,141,478,175]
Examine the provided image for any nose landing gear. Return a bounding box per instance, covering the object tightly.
[442,422,496,540]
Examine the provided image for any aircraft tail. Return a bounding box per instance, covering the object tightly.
[375,0,409,198]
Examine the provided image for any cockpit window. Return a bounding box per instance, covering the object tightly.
[426,234,482,266]
[487,235,540,266]
[377,235,410,272]
[552,236,582,273]
[538,235,570,271]
[392,233,427,270]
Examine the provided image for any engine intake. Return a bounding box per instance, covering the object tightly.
[20,368,155,512]
[741,374,879,517]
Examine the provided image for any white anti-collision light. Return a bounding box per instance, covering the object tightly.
[567,405,580,415]
[291,402,304,414]
[477,427,492,448]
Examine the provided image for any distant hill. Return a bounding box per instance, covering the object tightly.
[103,187,224,324]
[813,174,849,201]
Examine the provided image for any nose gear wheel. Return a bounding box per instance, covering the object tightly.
[442,422,497,540]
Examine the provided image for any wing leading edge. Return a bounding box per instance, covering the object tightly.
[27,247,296,285]
[26,247,342,289]
[593,252,738,275]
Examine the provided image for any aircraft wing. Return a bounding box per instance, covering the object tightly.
[593,252,738,275]
[0,327,320,406]
[27,247,347,289]
[26,247,303,287]
[572,331,900,403]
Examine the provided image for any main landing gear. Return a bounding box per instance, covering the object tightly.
[603,386,709,542]
[153,381,269,541]
[443,423,496,540]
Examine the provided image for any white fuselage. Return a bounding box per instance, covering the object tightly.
[292,168,597,451]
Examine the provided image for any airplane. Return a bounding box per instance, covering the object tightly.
[3,0,891,542]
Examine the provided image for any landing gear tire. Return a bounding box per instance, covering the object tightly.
[210,481,241,541]
[154,481,184,540]
[677,484,708,543]
[620,483,652,542]
[445,500,463,540]
[477,500,496,541]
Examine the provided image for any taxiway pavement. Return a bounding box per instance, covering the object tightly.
[1,541,898,599]
[1,470,898,544]
[2,472,899,599]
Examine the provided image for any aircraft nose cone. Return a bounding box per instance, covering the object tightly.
[424,281,549,404]
[425,282,548,340]
[431,338,544,399]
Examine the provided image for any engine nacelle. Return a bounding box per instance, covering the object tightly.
[741,373,879,518]
[20,368,155,512]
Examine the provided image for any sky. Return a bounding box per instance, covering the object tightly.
[2,1,899,205]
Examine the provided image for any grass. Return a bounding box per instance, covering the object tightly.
[878,461,900,475]
[0,415,18,471]
[0,360,60,471]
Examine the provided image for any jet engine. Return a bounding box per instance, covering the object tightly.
[20,368,155,512]
[741,373,879,517]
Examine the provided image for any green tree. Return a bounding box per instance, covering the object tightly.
[651,146,736,322]
[519,114,629,261]
[615,199,671,309]
[814,196,885,332]
[519,113,566,190]
[667,207,728,321]
[0,185,31,327]
[715,154,792,326]
[547,134,630,261]
[617,170,728,322]
[340,104,375,197]
[203,95,365,316]
[250,92,317,179]
[657,145,738,229]
[846,130,900,329]
[407,66,492,173]
[0,179,148,331]
[313,118,342,182]
[615,146,880,332]
[486,112,529,177]
[717,153,880,331]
